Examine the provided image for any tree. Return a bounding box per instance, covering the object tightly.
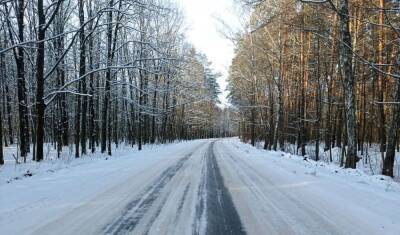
[382,70,400,177]
[35,0,63,161]
[230,0,399,174]
[0,0,228,166]
[10,0,30,159]
[337,0,358,168]
[0,94,3,165]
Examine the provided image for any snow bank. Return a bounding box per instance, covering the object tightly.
[0,140,204,235]
[228,138,400,194]
[246,139,400,181]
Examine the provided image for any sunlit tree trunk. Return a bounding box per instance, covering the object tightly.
[339,0,358,168]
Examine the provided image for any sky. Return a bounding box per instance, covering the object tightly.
[175,0,241,107]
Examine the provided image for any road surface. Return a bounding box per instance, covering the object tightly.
[2,139,400,235]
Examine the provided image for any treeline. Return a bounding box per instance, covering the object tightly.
[0,0,227,165]
[228,0,400,176]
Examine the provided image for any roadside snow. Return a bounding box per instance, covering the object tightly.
[0,140,205,235]
[253,141,400,180]
[234,139,400,193]
[0,142,183,185]
[216,138,400,235]
[1,138,399,235]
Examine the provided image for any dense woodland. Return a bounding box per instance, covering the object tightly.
[229,0,400,176]
[0,0,234,165]
[1,0,399,180]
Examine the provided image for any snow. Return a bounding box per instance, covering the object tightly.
[0,140,208,235]
[253,141,400,180]
[215,138,400,234]
[1,138,400,235]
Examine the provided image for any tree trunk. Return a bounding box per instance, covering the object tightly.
[88,0,96,153]
[250,106,256,146]
[14,0,30,158]
[138,66,144,150]
[79,0,87,156]
[180,104,185,140]
[377,0,386,159]
[339,0,358,168]
[0,107,3,165]
[101,0,114,155]
[5,84,13,145]
[267,79,275,150]
[161,76,170,143]
[273,85,282,151]
[75,79,81,158]
[128,71,136,146]
[315,37,321,161]
[382,75,400,177]
[298,30,306,156]
[0,37,4,164]
[151,74,159,144]
[35,0,46,162]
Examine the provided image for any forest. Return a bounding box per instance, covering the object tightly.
[0,0,235,165]
[0,0,399,178]
[1,1,400,234]
[228,0,400,177]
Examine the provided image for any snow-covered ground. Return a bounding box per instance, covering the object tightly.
[253,141,400,180]
[0,141,193,185]
[0,140,209,234]
[217,139,400,234]
[1,138,400,235]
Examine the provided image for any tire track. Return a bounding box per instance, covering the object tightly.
[175,182,191,223]
[219,142,342,234]
[103,153,193,235]
[194,141,246,235]
[193,154,207,235]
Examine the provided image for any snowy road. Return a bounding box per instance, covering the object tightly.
[1,139,400,235]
